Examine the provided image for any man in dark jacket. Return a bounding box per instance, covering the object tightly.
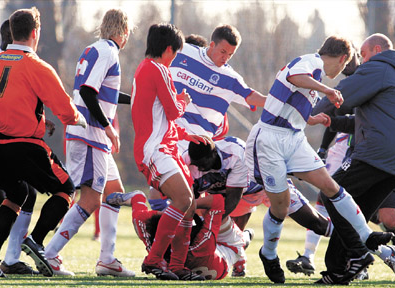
[318,33,395,284]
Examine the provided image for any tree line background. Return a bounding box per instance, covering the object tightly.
[1,0,394,198]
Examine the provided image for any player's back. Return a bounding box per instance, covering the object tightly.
[0,49,55,138]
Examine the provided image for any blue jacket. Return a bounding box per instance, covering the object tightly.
[336,50,395,175]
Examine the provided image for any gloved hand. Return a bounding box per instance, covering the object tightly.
[75,111,87,128]
[317,147,327,163]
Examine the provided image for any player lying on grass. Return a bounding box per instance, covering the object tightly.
[107,190,252,280]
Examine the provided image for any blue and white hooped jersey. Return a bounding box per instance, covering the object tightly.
[66,39,121,153]
[170,43,253,137]
[260,53,324,132]
[183,136,249,195]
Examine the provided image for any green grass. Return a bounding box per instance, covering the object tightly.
[1,193,394,287]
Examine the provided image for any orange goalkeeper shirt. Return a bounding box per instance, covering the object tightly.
[0,45,79,139]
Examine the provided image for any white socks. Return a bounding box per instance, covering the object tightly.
[330,187,372,242]
[4,211,32,265]
[98,203,119,264]
[261,209,283,260]
[45,204,89,259]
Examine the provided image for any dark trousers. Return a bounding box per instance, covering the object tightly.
[321,158,395,274]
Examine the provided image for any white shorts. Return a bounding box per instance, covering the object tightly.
[142,149,185,191]
[245,121,324,193]
[66,140,120,193]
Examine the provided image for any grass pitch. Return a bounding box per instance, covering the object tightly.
[1,192,394,287]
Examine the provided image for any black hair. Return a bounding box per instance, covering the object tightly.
[1,20,12,50]
[145,23,184,58]
[188,136,215,161]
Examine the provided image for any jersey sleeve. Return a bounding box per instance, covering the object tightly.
[33,59,79,125]
[153,63,187,120]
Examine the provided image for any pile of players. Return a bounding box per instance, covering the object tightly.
[1,5,395,285]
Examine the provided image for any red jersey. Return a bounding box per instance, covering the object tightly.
[131,58,187,171]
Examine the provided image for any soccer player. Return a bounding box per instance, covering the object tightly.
[108,190,248,280]
[43,9,135,277]
[170,24,266,145]
[0,7,86,277]
[318,33,395,284]
[148,25,266,211]
[185,136,332,277]
[130,23,206,281]
[245,35,393,284]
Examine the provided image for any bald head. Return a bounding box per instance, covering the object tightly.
[360,33,393,63]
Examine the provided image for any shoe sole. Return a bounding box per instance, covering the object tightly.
[286,261,314,276]
[21,244,53,277]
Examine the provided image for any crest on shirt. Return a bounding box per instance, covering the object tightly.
[97,176,105,187]
[179,58,188,66]
[265,175,276,187]
[209,73,220,85]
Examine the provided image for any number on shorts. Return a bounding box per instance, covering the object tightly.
[192,266,217,280]
[0,66,11,98]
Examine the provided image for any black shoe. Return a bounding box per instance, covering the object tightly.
[173,268,205,280]
[21,236,53,277]
[340,252,374,283]
[366,231,394,251]
[0,261,39,275]
[141,261,179,280]
[315,271,348,285]
[286,252,315,276]
[259,248,285,283]
[0,268,5,278]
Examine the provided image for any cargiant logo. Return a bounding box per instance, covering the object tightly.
[176,71,213,93]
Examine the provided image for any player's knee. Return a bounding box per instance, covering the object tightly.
[54,192,73,207]
[173,192,193,212]
[380,211,395,230]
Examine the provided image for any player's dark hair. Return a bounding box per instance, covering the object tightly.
[186,34,208,47]
[342,44,360,76]
[188,136,215,161]
[10,7,40,42]
[1,20,12,50]
[145,23,184,58]
[318,35,352,63]
[211,24,241,47]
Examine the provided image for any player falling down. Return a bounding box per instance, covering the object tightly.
[109,136,338,280]
[106,190,251,280]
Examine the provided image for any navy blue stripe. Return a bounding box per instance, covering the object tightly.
[81,145,94,187]
[174,82,228,114]
[97,85,119,105]
[312,68,322,81]
[74,47,99,90]
[183,112,218,134]
[253,129,264,186]
[172,53,251,97]
[269,79,293,103]
[287,57,302,69]
[260,110,296,130]
[223,136,245,149]
[77,105,113,129]
[286,91,313,121]
[244,181,264,195]
[65,132,111,152]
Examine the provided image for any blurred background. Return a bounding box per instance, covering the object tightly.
[1,0,393,198]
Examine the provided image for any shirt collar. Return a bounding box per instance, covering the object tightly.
[6,44,35,54]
